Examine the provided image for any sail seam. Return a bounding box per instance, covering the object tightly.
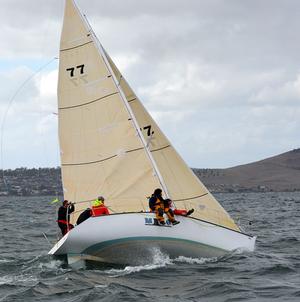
[126,147,145,154]
[59,92,119,110]
[151,145,171,152]
[60,40,93,52]
[173,193,208,202]
[62,147,144,166]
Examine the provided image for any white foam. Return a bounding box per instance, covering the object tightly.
[0,275,38,286]
[0,259,13,264]
[95,284,108,288]
[230,247,251,255]
[38,259,63,269]
[105,247,173,277]
[0,276,12,285]
[174,255,218,264]
[104,248,223,277]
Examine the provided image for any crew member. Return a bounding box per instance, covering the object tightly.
[165,199,194,216]
[76,208,92,225]
[149,188,179,225]
[92,196,110,216]
[57,200,75,235]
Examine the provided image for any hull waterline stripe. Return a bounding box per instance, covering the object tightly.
[59,91,119,110]
[173,193,209,202]
[82,236,228,256]
[60,40,93,52]
[62,147,144,166]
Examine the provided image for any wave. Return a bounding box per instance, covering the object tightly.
[174,255,218,264]
[0,259,14,264]
[0,274,38,287]
[103,247,220,277]
[37,259,65,270]
[104,247,173,277]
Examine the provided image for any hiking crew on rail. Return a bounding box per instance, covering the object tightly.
[149,188,180,225]
[57,192,193,234]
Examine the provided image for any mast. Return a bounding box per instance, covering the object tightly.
[97,43,170,198]
[75,6,170,198]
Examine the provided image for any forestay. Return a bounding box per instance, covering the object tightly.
[58,0,239,232]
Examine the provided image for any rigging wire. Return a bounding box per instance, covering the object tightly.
[0,57,58,190]
[82,12,171,199]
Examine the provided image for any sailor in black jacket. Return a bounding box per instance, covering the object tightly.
[149,188,179,225]
[57,200,75,235]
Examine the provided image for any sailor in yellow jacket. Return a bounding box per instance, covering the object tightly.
[92,196,110,216]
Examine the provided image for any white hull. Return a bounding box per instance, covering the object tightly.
[49,213,256,265]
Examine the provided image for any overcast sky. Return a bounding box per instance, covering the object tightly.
[0,0,299,169]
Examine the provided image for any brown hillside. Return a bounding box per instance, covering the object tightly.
[193,148,300,192]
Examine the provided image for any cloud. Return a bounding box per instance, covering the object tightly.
[249,74,300,107]
[0,65,59,169]
[0,0,300,168]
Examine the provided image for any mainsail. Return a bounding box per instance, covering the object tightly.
[58,0,162,221]
[58,0,239,231]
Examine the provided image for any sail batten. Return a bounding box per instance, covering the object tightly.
[61,147,145,166]
[58,92,119,110]
[151,145,171,152]
[172,193,209,202]
[61,40,93,52]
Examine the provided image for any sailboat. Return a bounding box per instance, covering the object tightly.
[49,0,256,265]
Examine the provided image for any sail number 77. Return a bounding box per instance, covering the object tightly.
[66,64,85,77]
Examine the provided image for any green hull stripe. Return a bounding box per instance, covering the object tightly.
[82,236,227,255]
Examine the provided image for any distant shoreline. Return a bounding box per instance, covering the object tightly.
[1,147,300,197]
[1,147,299,197]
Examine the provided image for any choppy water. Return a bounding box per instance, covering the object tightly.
[0,192,299,301]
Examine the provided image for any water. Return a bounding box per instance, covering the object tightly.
[0,192,299,301]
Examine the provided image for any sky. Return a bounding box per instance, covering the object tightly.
[0,0,299,169]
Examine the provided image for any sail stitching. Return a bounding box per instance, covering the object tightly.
[60,40,93,52]
[62,147,144,166]
[151,145,171,152]
[128,97,137,103]
[126,147,145,154]
[173,193,209,202]
[59,92,118,110]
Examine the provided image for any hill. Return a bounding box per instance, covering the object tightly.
[193,148,300,192]
[0,149,300,196]
[0,168,62,196]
